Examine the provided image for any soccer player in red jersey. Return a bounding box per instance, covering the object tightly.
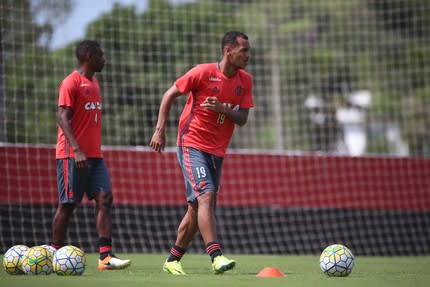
[52,40,131,270]
[150,31,254,274]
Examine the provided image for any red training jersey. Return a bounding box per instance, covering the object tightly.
[175,63,254,157]
[56,71,103,159]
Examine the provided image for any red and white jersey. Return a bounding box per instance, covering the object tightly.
[175,63,254,157]
[56,71,102,159]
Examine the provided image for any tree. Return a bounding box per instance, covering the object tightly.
[1,0,73,142]
[3,0,430,155]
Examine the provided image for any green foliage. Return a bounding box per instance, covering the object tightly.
[5,46,58,143]
[2,0,430,155]
[401,86,430,154]
[81,0,247,146]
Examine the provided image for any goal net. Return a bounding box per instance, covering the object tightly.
[1,0,429,256]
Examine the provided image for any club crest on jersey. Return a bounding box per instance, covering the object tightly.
[235,86,243,96]
[212,87,220,94]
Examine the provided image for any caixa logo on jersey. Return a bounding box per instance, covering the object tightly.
[84,101,101,110]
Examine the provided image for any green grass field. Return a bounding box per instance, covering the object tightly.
[2,254,430,287]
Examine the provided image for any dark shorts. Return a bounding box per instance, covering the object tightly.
[56,158,112,204]
[176,146,224,203]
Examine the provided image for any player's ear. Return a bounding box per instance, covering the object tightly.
[223,45,231,56]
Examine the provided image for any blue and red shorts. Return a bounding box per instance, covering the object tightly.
[56,158,112,204]
[176,146,224,203]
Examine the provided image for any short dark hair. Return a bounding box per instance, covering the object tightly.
[75,40,101,62]
[221,31,248,51]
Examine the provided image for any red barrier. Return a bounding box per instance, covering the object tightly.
[1,145,429,210]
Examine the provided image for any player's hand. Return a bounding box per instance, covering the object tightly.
[74,149,88,168]
[200,97,226,114]
[150,128,166,153]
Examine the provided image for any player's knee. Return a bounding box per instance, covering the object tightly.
[197,191,214,206]
[59,203,76,213]
[96,192,113,209]
[187,202,198,214]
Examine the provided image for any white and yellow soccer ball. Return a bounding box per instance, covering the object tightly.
[53,245,86,276]
[319,244,355,277]
[2,244,29,275]
[39,244,57,258]
[21,246,53,275]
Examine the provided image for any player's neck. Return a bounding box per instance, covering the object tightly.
[78,67,95,80]
[217,60,237,78]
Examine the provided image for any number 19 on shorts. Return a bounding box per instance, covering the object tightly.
[195,167,207,178]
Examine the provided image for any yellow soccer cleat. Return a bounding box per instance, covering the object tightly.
[163,260,186,275]
[212,255,235,274]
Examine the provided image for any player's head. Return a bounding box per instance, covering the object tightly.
[76,40,105,72]
[221,31,251,69]
[221,31,248,51]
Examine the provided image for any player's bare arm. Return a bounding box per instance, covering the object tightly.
[57,106,88,168]
[150,85,182,152]
[200,96,249,126]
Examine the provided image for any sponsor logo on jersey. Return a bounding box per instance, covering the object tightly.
[85,101,102,110]
[225,103,240,111]
[209,76,221,82]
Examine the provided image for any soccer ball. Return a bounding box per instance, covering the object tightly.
[319,244,355,277]
[2,244,29,275]
[21,246,53,275]
[39,244,57,257]
[53,245,86,276]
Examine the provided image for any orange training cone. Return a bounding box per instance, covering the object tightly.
[256,267,286,277]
